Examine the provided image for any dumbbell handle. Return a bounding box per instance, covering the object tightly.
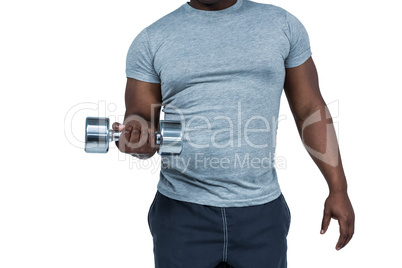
[107,129,162,145]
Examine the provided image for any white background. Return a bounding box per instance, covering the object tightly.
[1,0,401,267]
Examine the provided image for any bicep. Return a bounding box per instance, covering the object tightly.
[283,56,325,122]
[124,78,162,125]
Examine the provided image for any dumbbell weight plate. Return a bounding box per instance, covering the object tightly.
[85,117,110,153]
[158,120,183,155]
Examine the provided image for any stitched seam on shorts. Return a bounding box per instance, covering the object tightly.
[221,207,228,262]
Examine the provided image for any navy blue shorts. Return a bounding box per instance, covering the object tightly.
[147,191,291,268]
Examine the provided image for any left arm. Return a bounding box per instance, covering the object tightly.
[283,56,355,250]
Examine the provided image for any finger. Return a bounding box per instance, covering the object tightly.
[119,125,132,151]
[124,125,132,141]
[343,218,355,248]
[139,126,148,145]
[112,122,125,131]
[321,210,331,234]
[129,125,141,146]
[336,218,349,250]
[131,126,146,152]
[112,122,119,131]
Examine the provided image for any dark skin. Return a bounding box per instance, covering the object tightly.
[187,0,238,10]
[115,0,354,251]
[284,57,355,250]
[112,78,162,159]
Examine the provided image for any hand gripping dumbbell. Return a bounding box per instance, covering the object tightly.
[84,117,183,155]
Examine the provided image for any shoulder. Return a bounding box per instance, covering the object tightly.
[245,1,288,17]
[143,5,185,38]
[243,0,290,28]
[128,4,185,52]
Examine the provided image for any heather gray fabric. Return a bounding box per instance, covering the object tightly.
[126,0,312,207]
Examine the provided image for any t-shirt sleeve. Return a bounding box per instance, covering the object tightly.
[125,28,161,83]
[284,11,312,68]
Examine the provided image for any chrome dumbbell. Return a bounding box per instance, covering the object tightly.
[84,117,183,155]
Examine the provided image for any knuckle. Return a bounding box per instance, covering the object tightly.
[131,128,140,135]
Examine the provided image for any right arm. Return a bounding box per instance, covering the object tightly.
[112,77,162,159]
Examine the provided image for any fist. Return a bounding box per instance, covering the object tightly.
[112,115,158,159]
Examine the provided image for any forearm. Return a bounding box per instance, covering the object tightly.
[294,103,348,193]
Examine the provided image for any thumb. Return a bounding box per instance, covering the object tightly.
[321,210,331,234]
[112,122,125,131]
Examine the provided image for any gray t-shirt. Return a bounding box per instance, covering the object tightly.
[126,0,312,207]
